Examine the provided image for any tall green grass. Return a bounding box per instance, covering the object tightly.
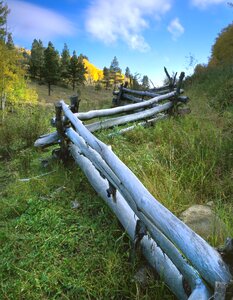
[0,66,232,299]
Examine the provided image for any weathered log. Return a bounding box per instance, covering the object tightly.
[34,132,59,148]
[107,115,168,137]
[66,128,211,298]
[85,102,173,132]
[61,100,232,288]
[75,91,176,120]
[122,87,162,98]
[35,106,170,148]
[121,93,145,103]
[50,91,177,127]
[69,143,211,300]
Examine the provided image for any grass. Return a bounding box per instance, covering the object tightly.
[28,81,113,111]
[0,72,232,299]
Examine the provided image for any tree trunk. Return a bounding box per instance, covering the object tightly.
[48,82,51,96]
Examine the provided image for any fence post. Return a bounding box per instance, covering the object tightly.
[168,71,185,116]
[70,95,80,113]
[54,102,68,161]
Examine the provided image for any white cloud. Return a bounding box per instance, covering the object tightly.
[7,0,76,42]
[191,0,226,9]
[85,0,172,52]
[167,18,184,41]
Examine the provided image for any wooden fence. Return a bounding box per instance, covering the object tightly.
[112,67,184,106]
[35,72,232,300]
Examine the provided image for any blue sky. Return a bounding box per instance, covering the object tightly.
[6,0,233,85]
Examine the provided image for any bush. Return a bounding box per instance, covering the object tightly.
[185,64,233,111]
[95,82,102,91]
[0,105,50,158]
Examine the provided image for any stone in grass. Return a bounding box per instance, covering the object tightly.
[179,204,227,241]
[133,265,157,288]
[71,200,80,209]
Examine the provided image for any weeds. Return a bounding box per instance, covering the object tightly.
[0,73,232,299]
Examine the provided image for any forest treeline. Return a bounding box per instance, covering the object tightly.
[21,42,150,94]
[0,0,232,110]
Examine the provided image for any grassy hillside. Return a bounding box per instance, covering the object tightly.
[28,81,113,111]
[0,68,232,299]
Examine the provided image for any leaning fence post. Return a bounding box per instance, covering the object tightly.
[54,102,68,161]
[70,95,80,113]
[168,71,185,116]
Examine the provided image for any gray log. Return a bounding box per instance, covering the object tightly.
[122,87,163,98]
[107,115,168,137]
[66,128,211,299]
[69,143,211,300]
[86,102,173,132]
[34,132,59,148]
[121,93,145,103]
[60,100,232,288]
[35,112,168,148]
[75,91,176,120]
[50,91,176,127]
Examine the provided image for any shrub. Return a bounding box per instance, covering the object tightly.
[0,105,50,158]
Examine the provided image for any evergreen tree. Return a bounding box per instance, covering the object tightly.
[68,51,87,91]
[29,39,44,80]
[79,53,88,61]
[141,75,150,89]
[109,56,123,86]
[43,41,60,95]
[60,43,70,81]
[125,67,131,78]
[131,73,141,89]
[109,56,121,73]
[103,67,110,89]
[6,32,14,49]
[0,1,9,42]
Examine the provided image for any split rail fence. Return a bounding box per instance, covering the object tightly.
[35,71,232,300]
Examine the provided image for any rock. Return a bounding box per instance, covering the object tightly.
[71,200,80,209]
[133,265,155,288]
[179,204,227,241]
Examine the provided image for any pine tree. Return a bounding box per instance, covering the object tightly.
[60,43,70,82]
[6,32,14,49]
[0,1,9,42]
[109,56,123,86]
[131,73,141,89]
[125,67,131,78]
[142,75,150,89]
[29,39,44,80]
[43,41,60,95]
[110,56,121,73]
[103,67,110,89]
[68,51,87,91]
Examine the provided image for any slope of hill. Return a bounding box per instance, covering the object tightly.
[0,63,232,299]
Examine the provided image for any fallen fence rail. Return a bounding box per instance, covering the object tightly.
[34,71,232,299]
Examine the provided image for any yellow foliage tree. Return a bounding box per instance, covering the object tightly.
[209,23,233,66]
[0,41,37,110]
[83,59,103,84]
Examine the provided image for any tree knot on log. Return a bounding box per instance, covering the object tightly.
[106,181,116,202]
[130,220,147,263]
